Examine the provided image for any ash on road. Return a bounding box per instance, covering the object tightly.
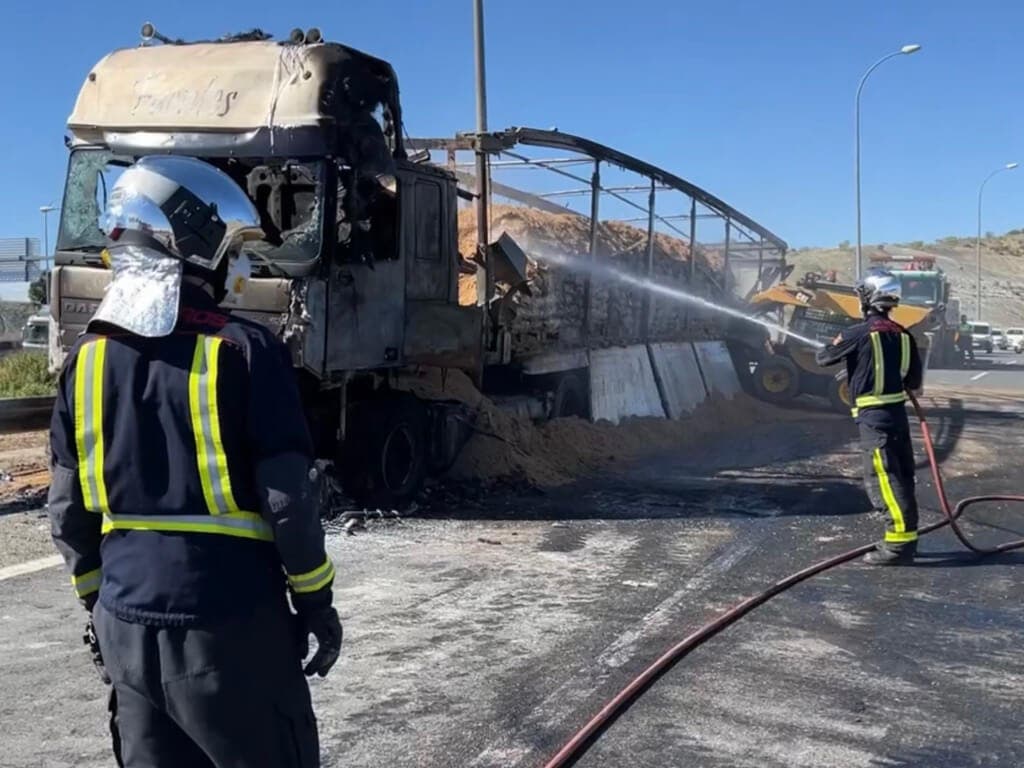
[1,378,1021,768]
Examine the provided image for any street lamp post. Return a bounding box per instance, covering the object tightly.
[472,0,491,309]
[976,162,1018,321]
[855,44,922,281]
[39,205,57,274]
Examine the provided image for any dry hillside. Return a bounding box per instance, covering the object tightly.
[789,235,1024,326]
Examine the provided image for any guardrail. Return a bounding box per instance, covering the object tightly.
[0,396,55,434]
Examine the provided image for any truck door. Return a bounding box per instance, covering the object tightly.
[404,167,455,302]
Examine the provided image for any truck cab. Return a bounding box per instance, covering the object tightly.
[51,28,484,508]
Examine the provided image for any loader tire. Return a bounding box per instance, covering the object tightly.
[751,357,801,404]
[341,395,427,511]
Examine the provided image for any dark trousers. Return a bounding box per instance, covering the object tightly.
[859,417,919,553]
[93,599,319,768]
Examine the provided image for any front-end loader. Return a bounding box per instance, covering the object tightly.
[730,273,937,411]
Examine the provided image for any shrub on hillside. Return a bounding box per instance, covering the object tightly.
[0,352,56,397]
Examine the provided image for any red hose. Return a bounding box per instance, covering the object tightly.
[540,393,1024,768]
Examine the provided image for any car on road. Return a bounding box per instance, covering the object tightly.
[1006,328,1024,353]
[992,328,1008,350]
[968,322,994,353]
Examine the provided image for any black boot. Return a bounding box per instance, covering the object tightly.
[863,544,915,566]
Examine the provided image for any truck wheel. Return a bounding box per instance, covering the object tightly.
[341,396,427,511]
[551,373,589,419]
[751,357,801,403]
[827,377,852,413]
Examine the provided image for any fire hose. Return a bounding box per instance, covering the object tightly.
[541,392,1024,768]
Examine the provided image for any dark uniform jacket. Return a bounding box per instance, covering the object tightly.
[816,312,924,426]
[48,285,334,626]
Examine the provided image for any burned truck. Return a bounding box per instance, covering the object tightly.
[51,26,788,508]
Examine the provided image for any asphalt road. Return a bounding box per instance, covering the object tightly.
[927,353,1024,394]
[1,389,1022,767]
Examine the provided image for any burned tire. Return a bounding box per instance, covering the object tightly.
[751,357,801,403]
[827,376,852,413]
[551,373,589,419]
[341,396,427,510]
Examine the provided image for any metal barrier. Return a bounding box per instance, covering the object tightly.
[0,396,55,434]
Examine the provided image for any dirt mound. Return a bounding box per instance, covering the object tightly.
[457,205,714,269]
[456,205,724,355]
[789,239,1024,326]
[395,367,787,489]
[0,430,49,508]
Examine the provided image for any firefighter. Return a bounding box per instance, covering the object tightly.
[47,155,342,767]
[816,268,924,565]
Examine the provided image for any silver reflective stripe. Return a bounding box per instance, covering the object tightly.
[288,558,336,594]
[189,336,240,515]
[102,512,273,542]
[74,339,109,514]
[72,568,102,597]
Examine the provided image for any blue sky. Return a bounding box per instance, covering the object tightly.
[2,0,1023,250]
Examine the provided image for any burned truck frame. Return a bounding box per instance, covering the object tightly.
[51,27,789,509]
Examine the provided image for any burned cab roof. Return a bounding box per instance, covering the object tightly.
[67,39,403,157]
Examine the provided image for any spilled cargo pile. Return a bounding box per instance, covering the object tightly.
[396,368,785,489]
[457,206,725,357]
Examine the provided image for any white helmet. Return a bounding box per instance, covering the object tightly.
[856,268,902,312]
[93,156,264,337]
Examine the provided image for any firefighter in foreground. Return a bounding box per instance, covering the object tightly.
[816,269,924,565]
[47,156,342,767]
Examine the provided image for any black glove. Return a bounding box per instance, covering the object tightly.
[300,606,342,678]
[83,618,111,685]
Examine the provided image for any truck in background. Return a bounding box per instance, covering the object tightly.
[867,252,963,368]
[21,308,49,351]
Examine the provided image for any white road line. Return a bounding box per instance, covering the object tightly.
[970,372,989,381]
[595,537,762,669]
[470,511,778,768]
[0,555,63,582]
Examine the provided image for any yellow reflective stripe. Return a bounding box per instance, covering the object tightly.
[91,340,110,514]
[73,339,109,514]
[101,511,273,542]
[855,393,907,408]
[870,332,884,396]
[288,558,336,594]
[189,339,217,515]
[71,567,102,598]
[873,448,906,533]
[74,344,94,511]
[885,530,919,543]
[900,333,911,379]
[205,338,240,513]
[189,336,240,516]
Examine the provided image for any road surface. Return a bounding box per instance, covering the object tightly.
[0,387,1021,767]
[927,353,1024,394]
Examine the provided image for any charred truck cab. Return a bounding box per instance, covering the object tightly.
[51,28,491,509]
